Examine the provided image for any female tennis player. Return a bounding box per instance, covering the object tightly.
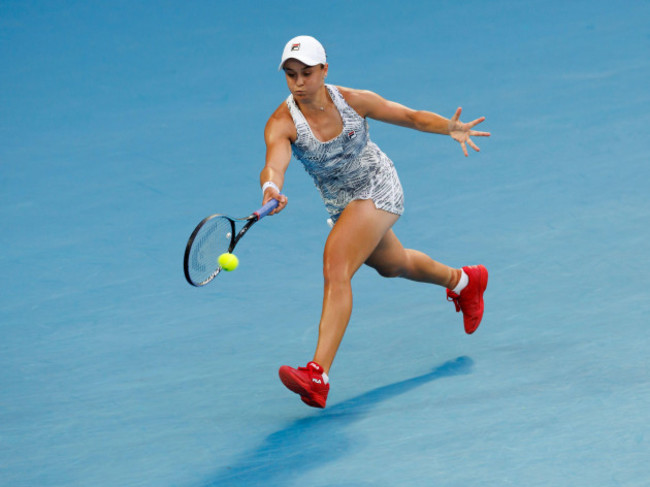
[261,36,490,408]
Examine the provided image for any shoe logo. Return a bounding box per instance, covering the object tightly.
[312,378,322,384]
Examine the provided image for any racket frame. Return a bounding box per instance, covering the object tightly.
[183,198,280,287]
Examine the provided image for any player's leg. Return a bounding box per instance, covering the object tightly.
[364,229,461,288]
[279,199,398,407]
[366,229,488,335]
[311,199,399,373]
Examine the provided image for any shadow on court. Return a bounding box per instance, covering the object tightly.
[203,356,474,487]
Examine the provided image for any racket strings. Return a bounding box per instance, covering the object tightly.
[187,216,233,285]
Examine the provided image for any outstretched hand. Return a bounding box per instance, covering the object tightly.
[262,187,288,216]
[448,107,490,157]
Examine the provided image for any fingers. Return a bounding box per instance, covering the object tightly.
[457,134,482,156]
[451,107,462,123]
[467,138,480,153]
[466,117,490,140]
[274,193,288,215]
[466,116,486,128]
[263,189,288,215]
[450,108,489,156]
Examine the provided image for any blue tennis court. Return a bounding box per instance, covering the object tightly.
[2,1,649,485]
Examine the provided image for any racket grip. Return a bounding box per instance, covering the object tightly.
[254,196,282,220]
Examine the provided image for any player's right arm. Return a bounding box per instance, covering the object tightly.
[260,103,295,214]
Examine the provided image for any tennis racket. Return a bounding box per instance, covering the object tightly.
[183,198,281,287]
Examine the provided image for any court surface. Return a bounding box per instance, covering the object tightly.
[2,1,649,486]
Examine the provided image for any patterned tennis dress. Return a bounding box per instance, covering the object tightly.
[286,84,404,223]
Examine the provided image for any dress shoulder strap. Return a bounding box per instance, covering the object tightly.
[325,84,347,109]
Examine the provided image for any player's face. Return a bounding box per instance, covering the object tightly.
[283,59,327,100]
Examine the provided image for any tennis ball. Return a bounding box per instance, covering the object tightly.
[218,252,239,271]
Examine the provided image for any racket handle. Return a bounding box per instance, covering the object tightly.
[253,196,282,221]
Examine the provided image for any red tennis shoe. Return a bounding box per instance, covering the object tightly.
[447,265,488,334]
[278,361,330,408]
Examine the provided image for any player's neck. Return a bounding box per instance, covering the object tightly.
[298,87,331,114]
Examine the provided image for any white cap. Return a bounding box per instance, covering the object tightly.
[278,35,327,70]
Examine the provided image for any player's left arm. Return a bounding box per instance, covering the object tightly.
[337,86,490,156]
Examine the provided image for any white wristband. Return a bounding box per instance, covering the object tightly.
[262,181,280,194]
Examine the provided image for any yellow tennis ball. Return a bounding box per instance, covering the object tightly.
[218,252,239,271]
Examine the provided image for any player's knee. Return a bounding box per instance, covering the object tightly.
[367,250,410,278]
[322,252,353,284]
[372,262,404,278]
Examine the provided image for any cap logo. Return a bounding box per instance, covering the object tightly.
[291,43,301,51]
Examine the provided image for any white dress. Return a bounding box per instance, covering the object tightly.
[286,84,404,223]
